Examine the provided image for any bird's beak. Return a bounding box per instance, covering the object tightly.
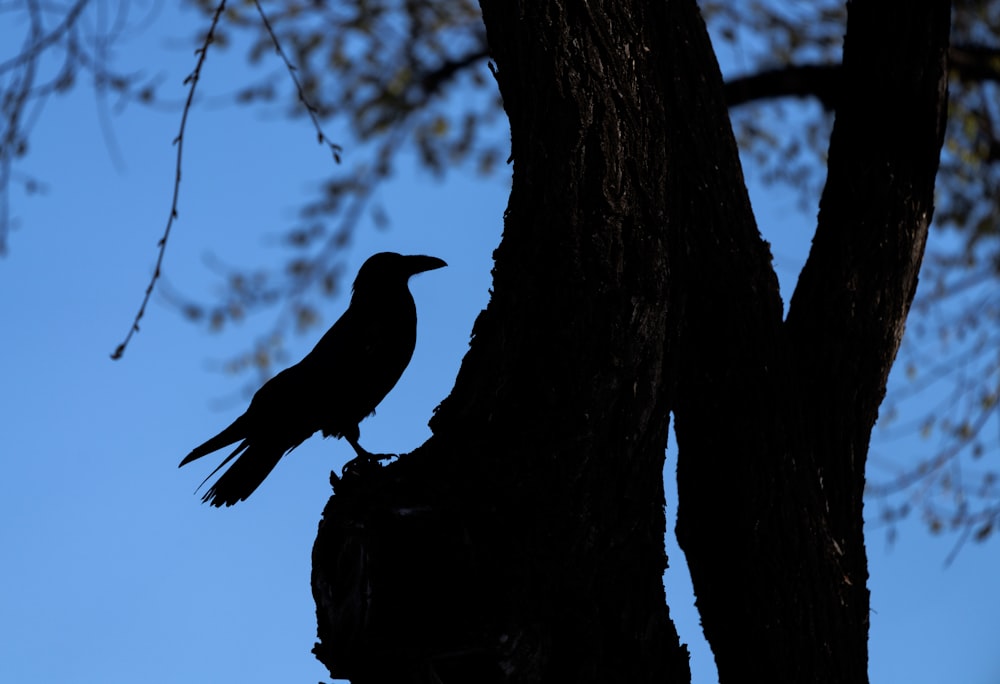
[404,255,447,275]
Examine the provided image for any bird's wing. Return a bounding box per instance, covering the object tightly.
[307,314,404,421]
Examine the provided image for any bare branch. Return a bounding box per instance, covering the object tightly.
[110,0,228,360]
[867,400,997,497]
[0,0,90,76]
[419,44,491,95]
[252,0,342,163]
[725,44,1000,112]
[725,63,842,110]
[950,43,1000,84]
[0,0,43,254]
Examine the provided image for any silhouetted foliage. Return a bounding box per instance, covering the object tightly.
[3,0,976,680]
[1,0,995,547]
[313,1,949,681]
[0,0,1000,576]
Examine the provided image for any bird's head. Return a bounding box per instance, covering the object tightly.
[352,252,447,295]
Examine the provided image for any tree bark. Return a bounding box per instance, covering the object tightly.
[676,1,950,682]
[311,1,951,683]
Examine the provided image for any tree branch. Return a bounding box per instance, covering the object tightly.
[0,0,90,76]
[782,0,951,670]
[950,42,1000,84]
[0,0,43,255]
[725,63,842,110]
[419,44,491,95]
[252,0,342,162]
[724,43,994,112]
[110,0,227,359]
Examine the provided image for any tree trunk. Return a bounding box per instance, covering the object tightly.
[311,1,950,683]
[676,1,950,682]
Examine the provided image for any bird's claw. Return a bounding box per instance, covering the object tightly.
[341,452,397,477]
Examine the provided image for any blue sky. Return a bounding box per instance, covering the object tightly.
[2,3,998,683]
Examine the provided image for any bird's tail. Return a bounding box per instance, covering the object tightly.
[179,416,248,467]
[199,441,287,507]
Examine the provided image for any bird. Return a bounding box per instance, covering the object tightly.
[179,252,447,507]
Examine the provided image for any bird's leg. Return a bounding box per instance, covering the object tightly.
[341,425,396,477]
[344,427,374,460]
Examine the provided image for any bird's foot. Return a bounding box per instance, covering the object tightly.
[341,451,397,477]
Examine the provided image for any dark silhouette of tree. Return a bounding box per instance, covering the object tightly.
[2,0,995,545]
[311,0,948,682]
[705,1,999,550]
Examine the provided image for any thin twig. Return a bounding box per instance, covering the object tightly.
[943,520,973,568]
[252,0,342,162]
[866,404,997,497]
[110,0,227,360]
[0,0,90,76]
[0,0,43,254]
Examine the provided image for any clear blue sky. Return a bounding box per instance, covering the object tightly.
[2,4,998,683]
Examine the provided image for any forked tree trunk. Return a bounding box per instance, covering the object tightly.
[311,1,950,682]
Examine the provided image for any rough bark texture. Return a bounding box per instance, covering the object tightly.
[676,1,950,682]
[311,1,951,683]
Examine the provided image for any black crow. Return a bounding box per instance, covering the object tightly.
[179,252,446,506]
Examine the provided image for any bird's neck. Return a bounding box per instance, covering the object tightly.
[351,284,414,308]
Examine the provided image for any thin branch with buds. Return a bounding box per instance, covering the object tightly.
[110,0,228,360]
[0,0,90,76]
[112,0,347,359]
[253,0,342,163]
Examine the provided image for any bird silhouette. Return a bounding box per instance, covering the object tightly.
[179,252,446,506]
